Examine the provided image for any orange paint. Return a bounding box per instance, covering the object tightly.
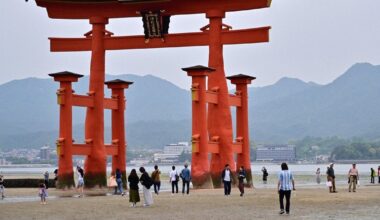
[228,74,256,187]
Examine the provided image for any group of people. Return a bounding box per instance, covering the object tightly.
[126,164,191,207]
[370,166,380,184]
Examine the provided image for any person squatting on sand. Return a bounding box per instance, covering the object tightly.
[221,164,232,196]
[180,163,191,195]
[39,182,47,205]
[326,163,337,193]
[238,166,246,197]
[128,169,140,207]
[277,162,295,215]
[151,165,161,195]
[348,163,359,192]
[76,166,84,197]
[139,167,154,207]
[169,166,179,194]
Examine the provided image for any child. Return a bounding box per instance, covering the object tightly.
[39,183,47,204]
[0,175,5,199]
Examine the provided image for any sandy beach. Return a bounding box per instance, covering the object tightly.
[0,184,379,220]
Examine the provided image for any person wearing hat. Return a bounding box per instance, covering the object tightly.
[326,163,337,193]
[348,163,359,192]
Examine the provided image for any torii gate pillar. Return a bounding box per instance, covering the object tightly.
[49,71,83,189]
[228,74,256,187]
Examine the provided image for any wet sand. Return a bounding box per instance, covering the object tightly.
[0,185,379,220]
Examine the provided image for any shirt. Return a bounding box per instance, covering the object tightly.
[348,168,358,176]
[169,170,178,181]
[224,170,231,182]
[181,168,191,181]
[278,170,293,191]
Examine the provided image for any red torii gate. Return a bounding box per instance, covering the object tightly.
[36,0,271,189]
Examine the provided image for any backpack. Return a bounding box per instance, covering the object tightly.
[175,172,179,182]
[145,174,153,189]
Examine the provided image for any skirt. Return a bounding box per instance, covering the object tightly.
[142,186,153,206]
[129,189,140,203]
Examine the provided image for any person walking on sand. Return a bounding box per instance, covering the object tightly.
[238,166,246,197]
[115,168,125,196]
[44,171,49,189]
[0,175,5,199]
[128,169,140,207]
[180,163,191,195]
[327,163,337,193]
[151,165,161,195]
[76,166,84,197]
[139,167,153,207]
[370,168,375,184]
[39,182,47,205]
[277,162,295,215]
[262,167,268,184]
[169,166,179,194]
[221,164,232,196]
[316,168,321,184]
[348,163,359,192]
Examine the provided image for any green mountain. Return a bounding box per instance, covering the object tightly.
[0,63,379,149]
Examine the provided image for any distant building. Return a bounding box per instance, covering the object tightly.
[40,145,50,160]
[256,145,296,162]
[164,142,190,154]
[0,158,7,165]
[154,142,190,163]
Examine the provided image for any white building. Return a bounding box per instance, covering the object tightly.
[154,142,190,163]
[40,145,51,160]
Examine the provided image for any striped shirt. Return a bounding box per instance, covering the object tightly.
[278,170,293,191]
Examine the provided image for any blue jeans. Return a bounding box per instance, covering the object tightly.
[116,178,123,194]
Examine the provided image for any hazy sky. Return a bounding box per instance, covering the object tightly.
[0,0,379,89]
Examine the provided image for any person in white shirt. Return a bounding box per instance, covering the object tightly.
[169,166,179,194]
[221,164,232,196]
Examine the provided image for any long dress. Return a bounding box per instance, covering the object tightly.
[128,175,140,203]
[140,172,153,206]
[316,170,321,184]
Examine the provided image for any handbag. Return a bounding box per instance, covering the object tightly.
[108,176,117,187]
[326,181,332,187]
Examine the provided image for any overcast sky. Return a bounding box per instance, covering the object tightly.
[0,0,379,89]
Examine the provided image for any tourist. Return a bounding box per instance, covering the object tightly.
[108,174,117,194]
[39,182,47,205]
[348,163,359,192]
[115,168,125,196]
[262,167,268,184]
[277,162,295,215]
[0,175,5,200]
[316,168,321,184]
[378,166,380,184]
[326,163,337,193]
[169,165,179,194]
[370,168,375,184]
[76,166,84,197]
[53,169,58,187]
[238,166,246,197]
[180,163,191,195]
[151,165,161,195]
[128,169,140,207]
[221,164,232,196]
[44,171,49,189]
[139,167,153,207]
